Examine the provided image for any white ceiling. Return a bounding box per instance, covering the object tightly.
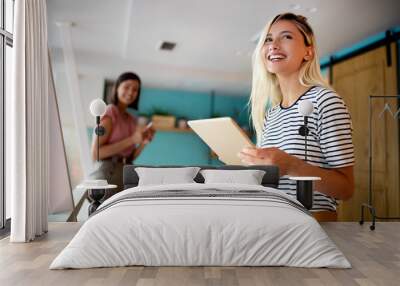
[47,0,400,95]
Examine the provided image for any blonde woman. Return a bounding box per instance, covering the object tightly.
[239,13,354,220]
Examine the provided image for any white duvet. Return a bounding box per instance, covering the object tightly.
[50,183,351,269]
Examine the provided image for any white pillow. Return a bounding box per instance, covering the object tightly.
[135,167,201,186]
[200,169,266,185]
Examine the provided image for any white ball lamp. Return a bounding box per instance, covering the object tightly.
[89,99,107,162]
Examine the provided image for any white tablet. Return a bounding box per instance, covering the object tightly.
[188,117,255,165]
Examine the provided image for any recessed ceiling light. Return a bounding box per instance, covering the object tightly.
[290,4,302,10]
[55,21,76,27]
[308,7,318,13]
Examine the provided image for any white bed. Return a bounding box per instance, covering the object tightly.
[50,183,350,269]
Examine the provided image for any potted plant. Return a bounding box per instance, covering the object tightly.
[176,117,188,129]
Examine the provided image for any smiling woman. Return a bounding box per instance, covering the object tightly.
[88,72,155,197]
[241,13,355,218]
[264,15,313,78]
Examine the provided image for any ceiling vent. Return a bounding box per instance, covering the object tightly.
[159,41,176,51]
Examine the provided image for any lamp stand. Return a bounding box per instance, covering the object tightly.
[296,116,314,210]
[95,116,105,161]
[88,116,107,215]
[298,116,309,161]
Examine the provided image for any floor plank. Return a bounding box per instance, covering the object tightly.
[0,222,399,286]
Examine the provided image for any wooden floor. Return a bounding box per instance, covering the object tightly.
[0,222,399,286]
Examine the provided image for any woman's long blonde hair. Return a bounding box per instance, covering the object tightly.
[249,13,330,141]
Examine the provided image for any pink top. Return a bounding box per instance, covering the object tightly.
[101,104,137,158]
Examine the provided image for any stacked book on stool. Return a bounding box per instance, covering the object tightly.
[77,180,117,215]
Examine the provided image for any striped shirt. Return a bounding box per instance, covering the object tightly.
[260,86,355,211]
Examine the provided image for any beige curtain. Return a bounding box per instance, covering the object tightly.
[10,0,49,242]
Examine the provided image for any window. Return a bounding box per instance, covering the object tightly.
[0,0,14,232]
[5,0,13,33]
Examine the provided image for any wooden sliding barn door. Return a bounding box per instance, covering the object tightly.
[332,43,399,221]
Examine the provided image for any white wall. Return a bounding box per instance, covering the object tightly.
[51,63,105,188]
[48,73,74,214]
[79,73,105,128]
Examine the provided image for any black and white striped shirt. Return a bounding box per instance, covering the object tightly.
[260,86,355,211]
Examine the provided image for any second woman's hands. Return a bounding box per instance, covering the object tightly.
[238,147,296,176]
[130,125,155,145]
[141,123,155,145]
[130,129,143,145]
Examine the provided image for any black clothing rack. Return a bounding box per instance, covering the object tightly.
[360,95,400,230]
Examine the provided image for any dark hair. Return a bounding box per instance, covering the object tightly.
[271,13,314,46]
[111,72,141,110]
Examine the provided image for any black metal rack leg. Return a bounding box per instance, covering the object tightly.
[359,204,365,225]
[370,207,376,231]
[359,203,376,231]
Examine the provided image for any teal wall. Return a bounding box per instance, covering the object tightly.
[134,131,211,166]
[131,88,250,166]
[138,89,212,119]
[213,94,250,127]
